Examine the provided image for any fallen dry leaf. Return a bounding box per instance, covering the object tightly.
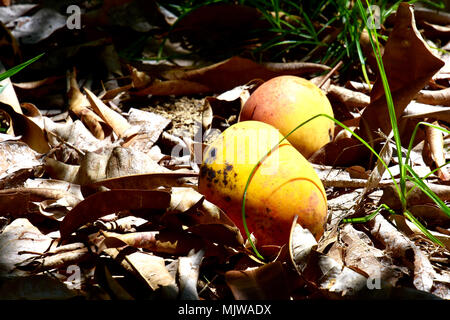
[121,108,171,153]
[0,102,50,153]
[413,6,450,26]
[100,229,204,255]
[68,69,111,140]
[127,65,152,89]
[134,56,330,96]
[43,118,114,153]
[409,204,450,228]
[225,262,290,300]
[402,101,450,123]
[0,140,40,177]
[327,84,370,110]
[178,249,204,300]
[124,250,177,292]
[0,62,21,114]
[132,79,210,96]
[10,8,66,44]
[16,243,90,273]
[345,81,372,94]
[0,218,53,278]
[87,172,197,191]
[45,147,172,186]
[380,181,450,210]
[308,136,367,167]
[289,220,372,299]
[424,121,450,181]
[0,187,81,217]
[415,87,450,106]
[59,189,171,240]
[422,21,450,41]
[367,214,436,292]
[359,3,445,148]
[337,224,405,287]
[84,87,131,138]
[401,217,450,251]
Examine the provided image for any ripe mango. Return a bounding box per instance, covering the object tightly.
[239,75,334,158]
[198,121,327,254]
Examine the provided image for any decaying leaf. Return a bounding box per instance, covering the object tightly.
[44,118,114,153]
[0,102,50,153]
[225,262,290,300]
[87,172,197,191]
[84,87,131,138]
[0,218,53,278]
[16,244,91,273]
[367,214,436,292]
[45,147,172,185]
[0,140,40,177]
[402,101,450,123]
[308,136,367,167]
[289,221,318,273]
[415,87,450,106]
[289,225,367,299]
[409,204,450,228]
[0,62,21,114]
[0,187,81,217]
[394,214,450,250]
[337,224,405,286]
[290,221,370,298]
[127,65,152,89]
[68,69,111,140]
[380,181,450,210]
[359,3,445,148]
[424,121,450,181]
[178,249,204,300]
[10,8,66,44]
[124,251,177,293]
[100,230,204,255]
[327,84,370,109]
[132,79,210,96]
[134,56,329,96]
[121,108,171,153]
[59,189,171,240]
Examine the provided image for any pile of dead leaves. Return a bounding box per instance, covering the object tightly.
[0,1,449,300]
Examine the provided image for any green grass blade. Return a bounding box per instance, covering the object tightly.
[405,163,450,219]
[342,203,397,223]
[403,210,445,247]
[0,53,45,83]
[357,0,407,209]
[405,121,450,166]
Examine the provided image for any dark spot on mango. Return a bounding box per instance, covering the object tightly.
[204,147,217,164]
[200,165,217,182]
[208,170,216,179]
[224,196,231,202]
[199,165,207,178]
[210,147,216,159]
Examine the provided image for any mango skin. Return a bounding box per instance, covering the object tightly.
[198,121,327,254]
[239,75,334,158]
